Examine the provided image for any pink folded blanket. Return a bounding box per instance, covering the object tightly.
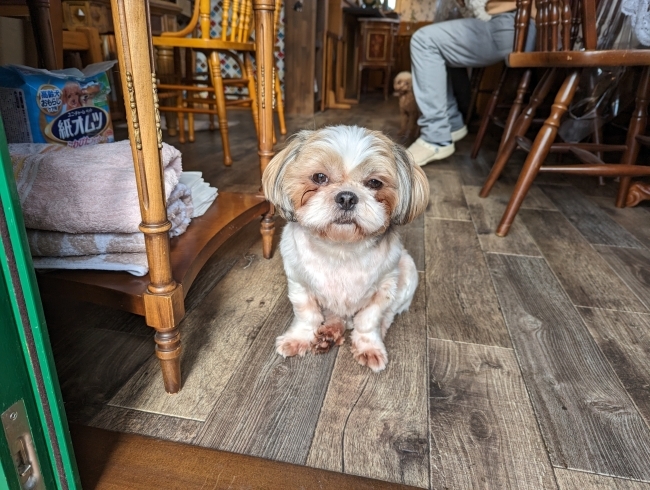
[10,140,182,234]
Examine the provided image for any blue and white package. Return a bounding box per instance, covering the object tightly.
[0,61,116,147]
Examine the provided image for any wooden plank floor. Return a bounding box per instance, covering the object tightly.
[43,96,650,488]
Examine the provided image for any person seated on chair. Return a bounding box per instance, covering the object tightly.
[407,0,536,166]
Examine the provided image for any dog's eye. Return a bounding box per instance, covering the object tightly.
[311,173,329,185]
[366,179,383,189]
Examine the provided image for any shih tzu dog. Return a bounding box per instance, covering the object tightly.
[394,71,420,144]
[262,125,429,372]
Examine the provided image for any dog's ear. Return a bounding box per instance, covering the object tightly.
[391,144,430,225]
[262,130,312,221]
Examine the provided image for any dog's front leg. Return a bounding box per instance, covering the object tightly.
[350,276,399,373]
[276,279,323,358]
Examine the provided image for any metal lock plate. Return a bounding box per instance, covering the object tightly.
[2,400,45,490]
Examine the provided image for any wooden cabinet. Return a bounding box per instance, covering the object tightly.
[62,1,112,33]
[357,18,397,99]
[62,0,182,35]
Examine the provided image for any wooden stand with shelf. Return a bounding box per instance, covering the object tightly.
[37,0,277,394]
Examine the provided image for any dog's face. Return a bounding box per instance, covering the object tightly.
[263,126,429,243]
[393,72,412,95]
[62,83,83,109]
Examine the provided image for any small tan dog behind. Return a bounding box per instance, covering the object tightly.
[394,71,419,144]
[262,125,429,372]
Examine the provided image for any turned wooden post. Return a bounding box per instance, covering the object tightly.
[480,68,557,198]
[616,66,650,207]
[110,0,185,394]
[496,70,581,236]
[254,0,276,259]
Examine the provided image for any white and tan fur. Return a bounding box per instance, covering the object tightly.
[262,125,429,372]
[394,72,420,144]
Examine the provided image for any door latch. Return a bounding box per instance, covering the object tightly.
[2,400,46,490]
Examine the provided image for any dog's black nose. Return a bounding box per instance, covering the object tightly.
[335,191,358,211]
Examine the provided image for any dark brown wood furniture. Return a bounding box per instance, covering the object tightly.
[479,0,650,237]
[356,17,398,100]
[0,0,64,69]
[36,0,277,394]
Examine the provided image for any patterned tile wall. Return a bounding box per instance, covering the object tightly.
[195,1,285,98]
[397,0,439,21]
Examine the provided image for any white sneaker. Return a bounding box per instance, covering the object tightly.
[407,138,455,166]
[451,125,468,142]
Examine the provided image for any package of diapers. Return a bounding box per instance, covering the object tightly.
[0,61,116,147]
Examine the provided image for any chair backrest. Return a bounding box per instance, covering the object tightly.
[510,0,650,67]
[513,0,582,54]
[162,0,282,43]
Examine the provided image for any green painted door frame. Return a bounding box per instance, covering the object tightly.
[0,115,80,489]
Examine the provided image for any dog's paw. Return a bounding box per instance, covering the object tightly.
[276,334,312,358]
[312,318,346,354]
[350,337,388,372]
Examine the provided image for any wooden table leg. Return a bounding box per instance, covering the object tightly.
[110,0,185,393]
[255,0,277,259]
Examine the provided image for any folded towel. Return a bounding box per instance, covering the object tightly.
[10,140,182,234]
[179,171,218,217]
[28,172,218,276]
[33,253,149,276]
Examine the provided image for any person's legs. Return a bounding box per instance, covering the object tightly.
[408,12,519,165]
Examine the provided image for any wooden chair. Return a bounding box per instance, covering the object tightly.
[152,0,285,163]
[151,0,258,167]
[478,0,650,237]
[62,26,103,67]
[36,0,277,394]
[175,0,287,138]
[470,67,538,159]
[0,0,63,69]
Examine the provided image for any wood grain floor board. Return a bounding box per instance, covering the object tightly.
[425,218,511,347]
[590,197,650,250]
[554,468,650,489]
[193,293,339,465]
[463,185,542,257]
[50,325,154,423]
[107,240,288,420]
[540,185,644,248]
[400,213,425,272]
[428,339,556,489]
[520,209,648,313]
[486,252,650,480]
[89,406,203,444]
[181,218,280,313]
[424,169,472,221]
[72,424,423,490]
[578,307,650,427]
[594,245,650,311]
[307,275,429,489]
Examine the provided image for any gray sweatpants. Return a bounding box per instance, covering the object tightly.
[410,12,536,144]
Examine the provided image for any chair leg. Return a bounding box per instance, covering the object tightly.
[154,326,182,393]
[499,68,532,154]
[245,54,260,139]
[384,66,391,100]
[274,68,287,135]
[465,67,484,125]
[616,66,650,207]
[209,52,233,166]
[471,67,507,159]
[261,206,276,259]
[496,70,581,237]
[177,93,186,143]
[480,68,557,198]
